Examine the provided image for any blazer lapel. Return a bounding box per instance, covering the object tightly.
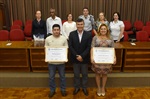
[80,31,85,44]
[75,30,80,44]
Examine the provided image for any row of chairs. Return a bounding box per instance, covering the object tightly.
[12,20,32,28]
[123,20,150,34]
[10,20,32,40]
[0,29,26,41]
[124,31,149,42]
[0,29,149,42]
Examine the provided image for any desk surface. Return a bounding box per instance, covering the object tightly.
[0,41,33,49]
[0,41,150,49]
[120,42,150,49]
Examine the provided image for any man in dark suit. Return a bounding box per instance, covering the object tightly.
[69,18,92,96]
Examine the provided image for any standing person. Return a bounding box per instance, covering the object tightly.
[95,12,109,32]
[45,24,68,97]
[91,24,116,97]
[69,18,92,96]
[79,7,97,35]
[62,13,76,39]
[46,8,62,35]
[32,10,47,39]
[109,12,125,42]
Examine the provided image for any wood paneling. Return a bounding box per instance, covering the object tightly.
[1,41,150,72]
[0,41,33,72]
[122,42,150,72]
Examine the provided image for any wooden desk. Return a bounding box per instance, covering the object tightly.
[121,42,150,72]
[29,41,73,72]
[29,41,124,72]
[0,41,32,72]
[2,41,149,72]
[29,41,48,72]
[113,43,124,72]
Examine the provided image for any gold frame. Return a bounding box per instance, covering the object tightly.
[45,46,68,62]
[93,47,115,64]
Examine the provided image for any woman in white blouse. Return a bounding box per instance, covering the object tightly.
[109,12,125,42]
[62,13,76,39]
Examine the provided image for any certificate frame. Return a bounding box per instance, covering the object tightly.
[45,46,68,62]
[93,47,115,64]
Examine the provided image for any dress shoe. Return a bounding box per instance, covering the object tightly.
[96,89,101,96]
[82,89,88,96]
[101,92,105,96]
[97,92,101,96]
[101,88,106,96]
[48,91,55,97]
[61,91,67,96]
[73,88,80,95]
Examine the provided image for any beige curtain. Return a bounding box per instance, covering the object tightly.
[3,0,150,29]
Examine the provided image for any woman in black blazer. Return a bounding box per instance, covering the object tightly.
[32,10,47,39]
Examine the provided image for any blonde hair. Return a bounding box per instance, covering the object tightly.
[97,24,111,39]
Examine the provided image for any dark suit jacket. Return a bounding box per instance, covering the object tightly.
[32,19,47,39]
[69,30,92,64]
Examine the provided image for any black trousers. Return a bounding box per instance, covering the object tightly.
[73,63,88,89]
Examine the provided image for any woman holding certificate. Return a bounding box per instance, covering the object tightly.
[91,24,116,96]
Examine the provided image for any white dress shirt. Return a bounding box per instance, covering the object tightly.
[109,20,125,40]
[77,31,83,43]
[46,16,62,34]
[62,21,76,39]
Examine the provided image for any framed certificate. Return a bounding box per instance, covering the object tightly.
[93,47,115,64]
[45,46,68,62]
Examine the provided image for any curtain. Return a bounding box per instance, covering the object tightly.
[3,0,150,29]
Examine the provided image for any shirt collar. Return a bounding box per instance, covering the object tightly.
[113,20,119,24]
[84,15,90,19]
[77,30,84,35]
[50,16,59,20]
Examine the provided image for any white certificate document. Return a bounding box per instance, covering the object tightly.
[93,47,115,64]
[45,47,68,62]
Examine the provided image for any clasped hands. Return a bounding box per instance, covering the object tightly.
[76,55,83,62]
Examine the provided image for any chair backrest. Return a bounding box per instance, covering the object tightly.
[11,25,21,30]
[13,20,23,27]
[24,24,32,37]
[146,21,150,26]
[123,20,132,31]
[0,30,9,41]
[134,20,144,31]
[142,26,150,36]
[25,20,32,25]
[10,29,25,41]
[62,20,67,24]
[123,31,128,41]
[136,31,149,42]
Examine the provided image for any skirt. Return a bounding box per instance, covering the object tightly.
[91,64,112,74]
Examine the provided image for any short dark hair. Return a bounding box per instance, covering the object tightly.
[83,7,89,11]
[112,12,121,21]
[76,18,84,23]
[52,24,60,29]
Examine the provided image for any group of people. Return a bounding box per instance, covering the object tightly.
[32,7,124,97]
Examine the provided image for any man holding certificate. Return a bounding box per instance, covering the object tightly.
[69,18,92,96]
[91,24,116,97]
[45,24,68,97]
